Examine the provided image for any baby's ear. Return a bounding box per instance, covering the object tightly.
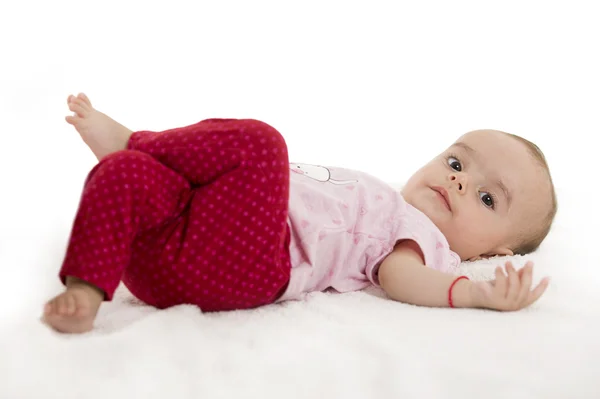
[491,247,514,257]
[468,247,514,261]
[468,255,484,261]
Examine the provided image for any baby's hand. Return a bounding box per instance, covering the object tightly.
[471,261,550,311]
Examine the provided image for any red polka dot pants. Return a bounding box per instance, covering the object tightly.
[58,118,291,312]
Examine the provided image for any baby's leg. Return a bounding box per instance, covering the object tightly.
[122,119,292,312]
[43,150,191,334]
[65,93,133,161]
[126,118,282,186]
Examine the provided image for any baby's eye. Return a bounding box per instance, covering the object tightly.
[480,192,494,208]
[447,156,462,172]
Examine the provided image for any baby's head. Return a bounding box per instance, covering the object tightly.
[401,129,557,261]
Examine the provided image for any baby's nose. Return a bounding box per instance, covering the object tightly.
[449,174,466,191]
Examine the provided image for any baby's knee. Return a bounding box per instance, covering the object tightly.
[243,120,289,164]
[96,150,154,181]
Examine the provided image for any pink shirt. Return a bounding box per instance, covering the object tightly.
[276,163,461,302]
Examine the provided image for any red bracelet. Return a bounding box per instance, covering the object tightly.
[448,276,470,308]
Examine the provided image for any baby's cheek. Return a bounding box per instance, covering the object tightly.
[450,217,482,243]
[465,217,502,247]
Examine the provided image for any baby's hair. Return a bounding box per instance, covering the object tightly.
[505,133,558,255]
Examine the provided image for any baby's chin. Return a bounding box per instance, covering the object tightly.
[403,191,447,226]
[402,194,470,258]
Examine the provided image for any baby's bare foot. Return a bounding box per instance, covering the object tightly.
[66,93,133,161]
[43,277,104,334]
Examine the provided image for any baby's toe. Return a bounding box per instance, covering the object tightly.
[68,102,87,118]
[66,293,76,316]
[58,296,69,316]
[44,300,54,315]
[74,97,91,112]
[65,115,80,126]
[77,93,92,107]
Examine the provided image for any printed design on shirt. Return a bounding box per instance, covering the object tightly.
[289,163,358,185]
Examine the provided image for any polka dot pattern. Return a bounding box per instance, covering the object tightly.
[59,118,291,312]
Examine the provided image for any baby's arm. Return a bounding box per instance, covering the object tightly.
[378,240,549,311]
[378,240,473,308]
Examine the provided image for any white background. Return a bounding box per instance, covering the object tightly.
[1,2,599,398]
[1,1,598,318]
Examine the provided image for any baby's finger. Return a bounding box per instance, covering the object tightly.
[494,266,507,297]
[527,277,550,306]
[505,262,519,301]
[518,260,535,277]
[516,262,533,304]
[518,265,526,278]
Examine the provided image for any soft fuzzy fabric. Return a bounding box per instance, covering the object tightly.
[1,185,598,399]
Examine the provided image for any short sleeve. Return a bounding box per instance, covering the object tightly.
[364,204,460,285]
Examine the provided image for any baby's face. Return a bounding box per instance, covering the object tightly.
[401,130,551,261]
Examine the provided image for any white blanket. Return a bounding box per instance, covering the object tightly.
[1,180,598,399]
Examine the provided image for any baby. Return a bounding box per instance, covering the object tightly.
[43,93,556,334]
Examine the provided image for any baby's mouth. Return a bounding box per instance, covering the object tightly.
[431,186,452,211]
